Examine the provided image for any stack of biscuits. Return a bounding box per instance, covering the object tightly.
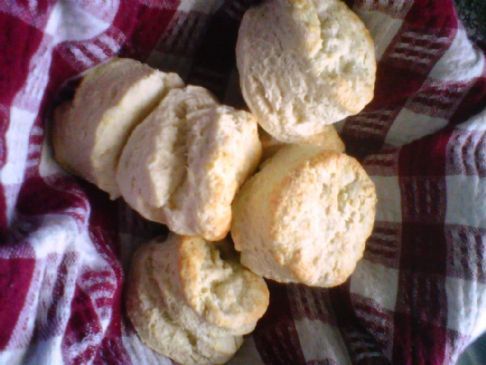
[52,1,378,364]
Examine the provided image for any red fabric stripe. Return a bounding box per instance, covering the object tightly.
[398,129,451,176]
[406,80,471,119]
[329,282,390,364]
[82,182,130,363]
[393,127,450,363]
[445,225,486,283]
[0,14,45,222]
[0,253,36,349]
[119,1,180,61]
[405,0,458,33]
[287,284,337,325]
[16,176,89,220]
[186,2,252,101]
[351,294,394,351]
[353,0,413,18]
[446,129,486,176]
[62,284,103,364]
[0,105,9,167]
[93,337,131,365]
[253,282,307,365]
[0,185,7,239]
[343,0,458,157]
[0,14,44,107]
[393,312,449,365]
[306,360,338,365]
[400,223,447,273]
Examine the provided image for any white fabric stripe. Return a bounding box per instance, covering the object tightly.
[367,241,396,254]
[85,43,108,62]
[386,108,448,146]
[429,29,485,82]
[30,125,43,136]
[1,106,34,224]
[351,115,389,127]
[1,108,36,186]
[446,277,486,338]
[83,275,118,289]
[177,0,222,14]
[346,124,387,136]
[355,352,385,362]
[28,0,37,13]
[24,337,64,365]
[66,332,103,361]
[400,31,450,43]
[365,153,395,165]
[294,319,352,364]
[45,2,112,40]
[28,144,42,154]
[445,176,486,229]
[39,138,64,177]
[350,260,399,311]
[228,337,265,365]
[355,9,404,60]
[88,289,116,302]
[99,34,120,53]
[0,347,28,365]
[370,175,402,222]
[388,52,434,65]
[25,158,40,169]
[394,42,443,56]
[69,46,93,66]
[371,231,398,241]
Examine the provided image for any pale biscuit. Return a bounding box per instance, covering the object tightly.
[126,234,269,365]
[52,58,183,198]
[259,125,345,160]
[178,236,269,335]
[231,145,377,287]
[117,91,261,241]
[236,0,376,141]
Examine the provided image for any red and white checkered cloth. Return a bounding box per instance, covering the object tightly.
[0,0,485,364]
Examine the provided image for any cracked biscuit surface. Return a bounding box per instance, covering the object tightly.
[126,234,269,365]
[237,0,376,142]
[52,58,183,198]
[117,86,261,241]
[232,145,377,287]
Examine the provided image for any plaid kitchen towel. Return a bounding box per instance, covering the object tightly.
[0,0,485,364]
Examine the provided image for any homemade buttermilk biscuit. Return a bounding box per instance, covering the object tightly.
[117,87,261,241]
[260,125,345,160]
[52,58,183,198]
[126,234,269,365]
[232,145,377,287]
[236,0,376,141]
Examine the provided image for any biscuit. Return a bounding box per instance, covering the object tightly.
[236,0,376,141]
[52,58,183,198]
[231,145,377,287]
[117,90,261,241]
[259,125,345,160]
[126,234,269,365]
